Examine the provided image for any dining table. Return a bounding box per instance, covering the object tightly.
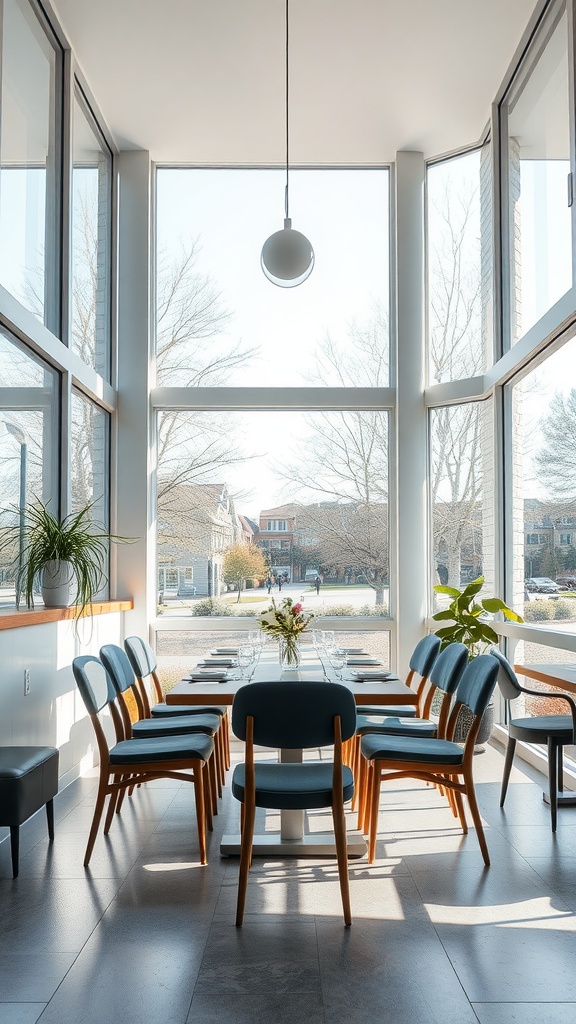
[166,643,418,858]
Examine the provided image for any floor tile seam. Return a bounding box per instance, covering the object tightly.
[424,917,480,1014]
[184,850,231,1020]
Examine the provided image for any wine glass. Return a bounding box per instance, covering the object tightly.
[237,646,253,681]
[328,652,345,680]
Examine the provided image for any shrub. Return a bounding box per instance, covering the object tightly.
[235,608,259,617]
[321,604,356,616]
[358,603,389,616]
[523,600,554,622]
[191,598,234,617]
[553,599,576,620]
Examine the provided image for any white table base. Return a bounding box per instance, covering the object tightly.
[220,829,367,858]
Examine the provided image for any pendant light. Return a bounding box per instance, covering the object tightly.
[261,0,314,287]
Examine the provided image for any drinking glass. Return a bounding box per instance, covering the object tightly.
[329,653,345,680]
[237,646,253,680]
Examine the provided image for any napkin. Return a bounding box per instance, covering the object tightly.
[346,658,381,666]
[186,669,228,682]
[197,658,236,667]
[340,648,368,655]
[211,648,239,655]
[350,669,395,681]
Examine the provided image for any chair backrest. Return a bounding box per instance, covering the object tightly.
[232,681,357,748]
[124,635,157,677]
[73,655,116,715]
[100,644,136,696]
[428,642,468,695]
[455,654,500,717]
[490,647,522,701]
[409,634,441,676]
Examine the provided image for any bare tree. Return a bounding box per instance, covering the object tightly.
[535,389,576,510]
[429,172,487,586]
[278,305,390,602]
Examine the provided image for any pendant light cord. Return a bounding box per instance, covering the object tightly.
[285,0,290,220]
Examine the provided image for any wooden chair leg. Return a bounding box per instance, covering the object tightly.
[203,761,213,834]
[104,783,121,834]
[193,762,208,865]
[368,762,381,863]
[208,752,218,817]
[453,787,467,832]
[332,797,352,927]
[500,736,516,807]
[464,768,489,866]
[222,712,231,770]
[236,798,256,927]
[84,775,109,867]
[357,752,368,833]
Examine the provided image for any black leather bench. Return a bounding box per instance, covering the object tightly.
[0,746,59,877]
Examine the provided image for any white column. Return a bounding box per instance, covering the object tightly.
[395,151,427,676]
[115,151,154,637]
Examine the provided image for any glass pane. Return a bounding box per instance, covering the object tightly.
[430,399,494,606]
[427,146,492,383]
[509,336,576,623]
[0,0,59,327]
[71,390,109,528]
[0,330,59,606]
[155,169,390,387]
[71,92,112,377]
[505,8,572,343]
[156,410,389,618]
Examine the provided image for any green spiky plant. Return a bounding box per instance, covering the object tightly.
[0,499,133,620]
[432,575,523,658]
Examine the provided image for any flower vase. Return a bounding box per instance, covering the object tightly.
[279,637,300,673]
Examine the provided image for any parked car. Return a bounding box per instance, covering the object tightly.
[525,577,561,594]
[556,575,576,590]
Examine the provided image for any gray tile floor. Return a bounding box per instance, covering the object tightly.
[0,741,575,1024]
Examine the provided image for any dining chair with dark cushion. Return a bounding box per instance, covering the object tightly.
[354,641,469,831]
[360,653,500,865]
[72,655,213,866]
[100,643,222,814]
[492,648,576,832]
[231,680,357,927]
[123,634,230,779]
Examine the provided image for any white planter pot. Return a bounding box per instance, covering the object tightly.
[41,560,76,608]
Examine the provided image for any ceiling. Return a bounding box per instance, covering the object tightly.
[51,0,540,164]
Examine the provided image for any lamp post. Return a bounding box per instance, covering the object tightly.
[3,421,28,599]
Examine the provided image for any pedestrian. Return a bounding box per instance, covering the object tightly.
[266,574,272,595]
[315,575,320,595]
[278,576,283,592]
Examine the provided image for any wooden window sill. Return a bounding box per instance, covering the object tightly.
[0,600,133,630]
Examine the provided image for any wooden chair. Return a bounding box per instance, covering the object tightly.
[347,633,442,803]
[72,655,213,866]
[355,642,469,831]
[231,680,357,927]
[492,648,576,831]
[100,643,222,815]
[123,634,230,781]
[360,654,500,865]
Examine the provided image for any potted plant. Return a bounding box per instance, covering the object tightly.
[0,499,132,619]
[431,575,523,744]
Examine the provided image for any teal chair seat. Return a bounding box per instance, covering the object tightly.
[361,733,464,765]
[356,714,437,738]
[150,703,226,718]
[356,705,417,717]
[131,713,221,739]
[110,733,213,765]
[232,761,354,809]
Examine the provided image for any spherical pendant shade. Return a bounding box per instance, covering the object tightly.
[261,218,315,288]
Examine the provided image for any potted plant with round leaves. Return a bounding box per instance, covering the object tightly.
[432,575,523,744]
[0,499,133,621]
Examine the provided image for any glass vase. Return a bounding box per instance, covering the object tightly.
[279,637,300,669]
